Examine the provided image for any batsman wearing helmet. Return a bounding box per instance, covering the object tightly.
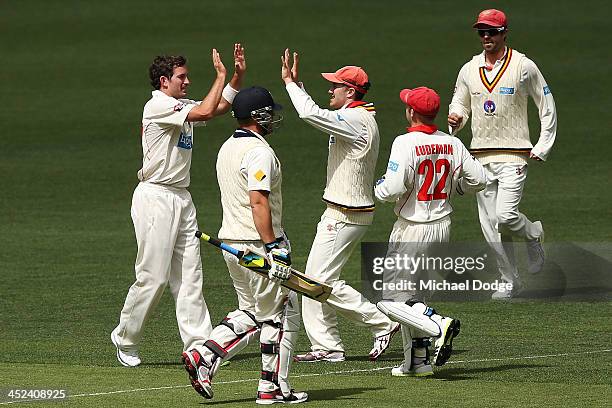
[111,45,246,367]
[448,9,557,299]
[182,86,307,404]
[281,50,399,363]
[375,87,486,376]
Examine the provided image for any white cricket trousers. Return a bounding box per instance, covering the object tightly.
[383,216,451,302]
[220,241,300,393]
[114,182,212,352]
[385,216,451,367]
[302,215,396,353]
[221,241,289,322]
[477,163,543,285]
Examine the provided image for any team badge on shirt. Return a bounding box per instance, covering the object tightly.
[177,132,192,149]
[484,100,496,116]
[543,86,551,95]
[388,161,399,172]
[254,170,267,181]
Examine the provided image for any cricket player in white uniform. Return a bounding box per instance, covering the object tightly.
[111,45,246,367]
[448,9,557,299]
[281,50,399,362]
[182,86,307,404]
[375,87,486,376]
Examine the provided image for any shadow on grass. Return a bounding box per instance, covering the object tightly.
[204,386,384,405]
[140,361,183,367]
[434,363,547,381]
[141,348,472,366]
[343,348,471,362]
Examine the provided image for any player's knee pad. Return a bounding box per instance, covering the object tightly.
[260,321,282,386]
[377,300,441,337]
[204,309,260,363]
[277,293,300,395]
[410,337,432,366]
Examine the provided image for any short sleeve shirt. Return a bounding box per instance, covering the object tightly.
[241,146,279,192]
[138,90,200,188]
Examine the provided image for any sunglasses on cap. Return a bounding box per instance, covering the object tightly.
[477,27,506,37]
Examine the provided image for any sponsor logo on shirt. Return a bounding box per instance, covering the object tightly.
[471,91,481,96]
[174,102,186,112]
[177,132,192,149]
[388,161,399,172]
[483,100,496,116]
[254,170,267,181]
[336,113,345,122]
[499,87,514,95]
[543,85,551,95]
[329,136,336,145]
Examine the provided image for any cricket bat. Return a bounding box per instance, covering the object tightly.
[196,231,332,303]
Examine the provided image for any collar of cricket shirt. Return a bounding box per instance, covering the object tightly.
[346,100,375,112]
[233,128,267,144]
[407,124,438,134]
[479,46,509,69]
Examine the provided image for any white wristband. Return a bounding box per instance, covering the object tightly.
[222,84,239,103]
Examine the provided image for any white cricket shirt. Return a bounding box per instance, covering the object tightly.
[285,82,379,225]
[217,129,283,240]
[449,48,557,163]
[375,125,486,223]
[138,90,201,188]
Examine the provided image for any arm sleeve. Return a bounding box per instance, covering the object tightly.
[457,141,487,194]
[375,138,414,202]
[144,98,196,127]
[524,58,557,161]
[243,147,276,192]
[448,63,472,135]
[285,82,364,143]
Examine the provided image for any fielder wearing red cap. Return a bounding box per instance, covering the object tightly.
[448,9,557,299]
[375,86,486,376]
[473,8,508,29]
[400,87,441,117]
[280,49,399,363]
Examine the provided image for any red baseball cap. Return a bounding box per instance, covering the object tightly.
[321,66,369,94]
[399,87,440,117]
[473,9,507,28]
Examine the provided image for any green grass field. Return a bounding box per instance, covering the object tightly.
[1,0,611,406]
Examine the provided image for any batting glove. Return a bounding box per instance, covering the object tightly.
[265,241,292,282]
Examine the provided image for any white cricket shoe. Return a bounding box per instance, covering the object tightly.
[293,350,345,362]
[431,317,460,366]
[256,389,308,404]
[391,362,433,377]
[369,322,401,360]
[527,221,545,274]
[182,349,219,399]
[491,279,521,300]
[111,329,141,367]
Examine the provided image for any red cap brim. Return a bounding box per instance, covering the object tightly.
[399,89,412,105]
[321,72,368,94]
[473,19,505,28]
[321,72,341,83]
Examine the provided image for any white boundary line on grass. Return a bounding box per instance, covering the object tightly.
[1,349,610,405]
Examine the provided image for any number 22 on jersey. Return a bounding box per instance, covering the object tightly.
[417,159,450,201]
